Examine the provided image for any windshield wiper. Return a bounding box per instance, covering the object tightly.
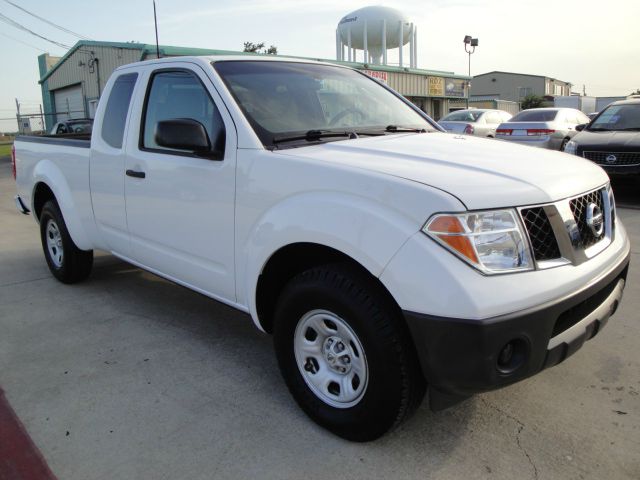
[616,127,640,131]
[385,125,427,133]
[587,127,611,131]
[273,130,357,144]
[272,129,387,145]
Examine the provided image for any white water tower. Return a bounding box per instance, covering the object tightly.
[336,6,417,68]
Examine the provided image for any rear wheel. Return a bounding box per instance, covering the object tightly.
[39,200,93,284]
[274,263,426,441]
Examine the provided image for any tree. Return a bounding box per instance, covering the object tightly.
[243,42,278,55]
[629,89,640,96]
[520,94,545,110]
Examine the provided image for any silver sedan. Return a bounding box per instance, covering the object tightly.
[495,108,591,150]
[438,109,513,137]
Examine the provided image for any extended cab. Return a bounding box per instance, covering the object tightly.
[13,56,630,441]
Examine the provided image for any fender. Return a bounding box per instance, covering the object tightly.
[31,159,95,251]
[239,191,424,330]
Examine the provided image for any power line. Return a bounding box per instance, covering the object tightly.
[0,12,71,49]
[0,31,49,52]
[2,0,90,39]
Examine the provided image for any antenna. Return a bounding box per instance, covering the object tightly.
[153,1,160,58]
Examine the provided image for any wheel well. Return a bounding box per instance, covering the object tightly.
[255,243,401,334]
[32,182,56,221]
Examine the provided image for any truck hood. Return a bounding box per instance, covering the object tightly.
[275,132,609,209]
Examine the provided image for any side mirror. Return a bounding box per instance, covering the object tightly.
[575,123,586,132]
[155,118,211,154]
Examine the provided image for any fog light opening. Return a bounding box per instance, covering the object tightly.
[496,338,528,374]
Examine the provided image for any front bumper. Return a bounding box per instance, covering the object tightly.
[599,164,640,175]
[404,252,629,410]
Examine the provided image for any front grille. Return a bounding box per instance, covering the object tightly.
[583,151,640,166]
[521,207,561,261]
[569,189,605,249]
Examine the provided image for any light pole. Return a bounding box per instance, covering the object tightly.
[463,35,478,109]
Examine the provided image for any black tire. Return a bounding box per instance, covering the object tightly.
[274,263,426,441]
[39,200,93,284]
[560,138,569,151]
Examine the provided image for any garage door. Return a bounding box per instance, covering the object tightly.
[54,85,84,122]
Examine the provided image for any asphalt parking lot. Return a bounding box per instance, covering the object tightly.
[1,157,639,480]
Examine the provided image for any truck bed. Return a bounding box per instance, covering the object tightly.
[16,133,91,148]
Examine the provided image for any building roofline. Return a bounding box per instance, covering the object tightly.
[474,70,571,84]
[39,40,471,84]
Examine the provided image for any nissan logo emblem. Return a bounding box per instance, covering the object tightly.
[586,203,604,237]
[605,154,617,163]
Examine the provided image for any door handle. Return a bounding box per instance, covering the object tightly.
[126,169,146,179]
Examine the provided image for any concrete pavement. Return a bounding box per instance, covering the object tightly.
[1,157,638,479]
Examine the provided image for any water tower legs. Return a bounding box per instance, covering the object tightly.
[409,23,414,68]
[398,20,403,67]
[382,19,387,65]
[413,26,418,68]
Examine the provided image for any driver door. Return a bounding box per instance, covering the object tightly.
[123,63,237,302]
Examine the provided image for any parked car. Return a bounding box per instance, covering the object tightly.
[438,109,512,137]
[50,119,93,135]
[496,108,591,150]
[564,98,640,174]
[12,56,629,441]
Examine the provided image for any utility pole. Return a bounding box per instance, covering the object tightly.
[463,36,478,109]
[15,98,21,134]
[39,104,45,133]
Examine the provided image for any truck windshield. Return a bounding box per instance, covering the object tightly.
[213,61,435,148]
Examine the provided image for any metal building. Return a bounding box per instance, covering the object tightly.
[38,40,470,130]
[470,71,573,103]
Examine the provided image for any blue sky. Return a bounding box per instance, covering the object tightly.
[1,0,638,131]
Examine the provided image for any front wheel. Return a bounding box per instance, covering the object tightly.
[39,200,93,284]
[274,264,426,441]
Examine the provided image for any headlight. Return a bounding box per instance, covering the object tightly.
[423,209,533,274]
[564,140,578,154]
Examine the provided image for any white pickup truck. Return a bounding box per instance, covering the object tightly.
[13,56,630,441]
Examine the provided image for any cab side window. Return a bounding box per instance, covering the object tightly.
[142,70,225,155]
[102,73,138,148]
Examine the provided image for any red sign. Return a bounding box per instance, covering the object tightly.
[362,70,388,83]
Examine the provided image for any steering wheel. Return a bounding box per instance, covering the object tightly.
[329,108,366,127]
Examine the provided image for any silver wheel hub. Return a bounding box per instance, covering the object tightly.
[294,310,368,409]
[322,336,352,374]
[45,219,64,268]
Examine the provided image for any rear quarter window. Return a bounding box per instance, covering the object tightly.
[102,73,138,148]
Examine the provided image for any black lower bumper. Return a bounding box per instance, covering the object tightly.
[404,252,630,411]
[601,165,640,175]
